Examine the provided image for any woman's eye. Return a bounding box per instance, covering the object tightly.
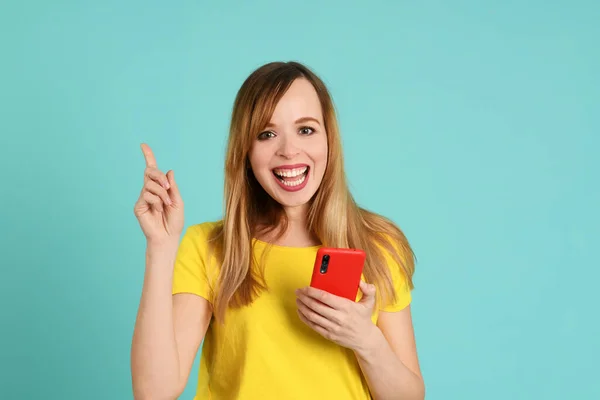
[299,126,315,135]
[257,131,275,140]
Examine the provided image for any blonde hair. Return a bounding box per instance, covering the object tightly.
[208,61,415,321]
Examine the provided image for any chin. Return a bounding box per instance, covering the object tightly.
[270,186,317,209]
[275,197,311,209]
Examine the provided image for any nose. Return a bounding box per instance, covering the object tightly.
[276,134,300,159]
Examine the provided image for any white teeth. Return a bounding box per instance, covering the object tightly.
[282,174,307,187]
[273,166,308,178]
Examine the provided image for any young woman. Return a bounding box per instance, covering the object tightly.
[131,61,424,400]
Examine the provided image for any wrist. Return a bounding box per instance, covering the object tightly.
[146,239,179,263]
[353,324,385,363]
[147,236,180,252]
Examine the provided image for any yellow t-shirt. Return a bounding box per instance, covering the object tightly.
[172,221,411,400]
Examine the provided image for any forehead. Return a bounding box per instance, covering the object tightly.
[269,78,323,123]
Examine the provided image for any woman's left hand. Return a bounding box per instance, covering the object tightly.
[295,281,379,353]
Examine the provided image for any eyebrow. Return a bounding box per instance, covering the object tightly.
[265,116,321,128]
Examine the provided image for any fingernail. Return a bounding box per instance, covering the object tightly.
[164,181,170,190]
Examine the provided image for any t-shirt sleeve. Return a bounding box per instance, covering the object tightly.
[172,224,215,304]
[379,247,412,313]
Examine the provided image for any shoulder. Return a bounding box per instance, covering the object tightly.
[176,220,224,274]
[364,218,415,291]
[177,220,224,261]
[173,221,223,301]
[373,233,414,311]
[183,220,223,241]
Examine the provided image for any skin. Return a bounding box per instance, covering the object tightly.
[131,145,212,399]
[131,78,424,400]
[250,78,425,399]
[248,78,328,247]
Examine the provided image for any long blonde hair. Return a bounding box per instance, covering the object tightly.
[208,61,415,321]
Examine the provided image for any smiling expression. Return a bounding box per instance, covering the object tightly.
[248,78,328,210]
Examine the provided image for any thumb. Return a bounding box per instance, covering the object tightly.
[166,170,182,203]
[358,281,376,307]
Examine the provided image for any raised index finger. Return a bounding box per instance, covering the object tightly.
[140,143,157,168]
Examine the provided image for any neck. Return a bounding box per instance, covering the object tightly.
[255,204,320,247]
[283,204,309,227]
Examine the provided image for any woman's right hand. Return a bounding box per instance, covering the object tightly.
[133,143,184,245]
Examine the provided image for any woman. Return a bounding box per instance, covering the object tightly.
[131,61,424,400]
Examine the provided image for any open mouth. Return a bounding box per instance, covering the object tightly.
[272,166,309,188]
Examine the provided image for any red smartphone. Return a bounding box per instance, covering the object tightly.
[310,247,366,301]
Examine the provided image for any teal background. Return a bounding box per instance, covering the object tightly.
[1,1,598,399]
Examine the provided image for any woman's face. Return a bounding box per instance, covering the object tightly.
[248,78,328,212]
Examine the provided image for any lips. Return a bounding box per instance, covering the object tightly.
[271,164,310,192]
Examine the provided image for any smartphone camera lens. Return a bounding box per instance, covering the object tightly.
[320,254,329,274]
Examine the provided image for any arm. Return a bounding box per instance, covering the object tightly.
[354,306,424,400]
[131,242,213,400]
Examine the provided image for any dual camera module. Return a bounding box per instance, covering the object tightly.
[319,254,330,274]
